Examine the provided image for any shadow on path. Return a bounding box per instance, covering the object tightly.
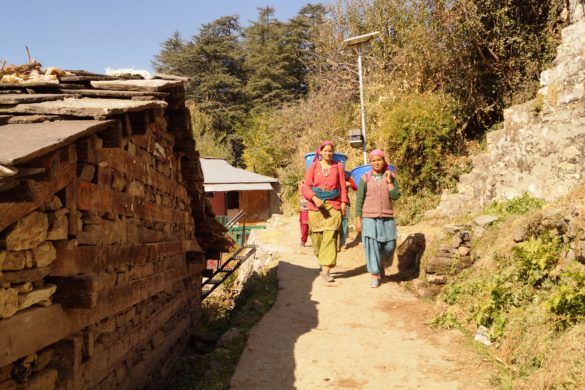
[230,258,318,389]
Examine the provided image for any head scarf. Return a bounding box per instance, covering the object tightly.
[368,149,385,161]
[313,140,334,165]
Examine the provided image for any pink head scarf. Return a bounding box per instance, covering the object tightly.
[368,149,385,161]
[313,140,334,165]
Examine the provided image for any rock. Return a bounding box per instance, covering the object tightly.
[412,279,440,298]
[458,246,471,256]
[18,284,57,311]
[4,212,49,251]
[474,215,499,227]
[444,223,471,234]
[472,226,485,239]
[0,288,18,318]
[451,235,463,248]
[32,242,57,267]
[45,195,63,211]
[512,225,527,242]
[459,231,472,244]
[2,250,31,271]
[79,164,96,182]
[542,207,563,219]
[426,274,448,285]
[13,282,33,293]
[424,256,454,274]
[47,209,69,240]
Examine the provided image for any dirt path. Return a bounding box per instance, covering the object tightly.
[230,216,496,390]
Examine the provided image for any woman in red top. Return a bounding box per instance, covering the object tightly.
[301,141,348,283]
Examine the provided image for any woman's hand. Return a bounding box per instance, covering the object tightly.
[312,196,325,208]
[341,202,347,216]
[385,170,395,184]
[355,217,362,232]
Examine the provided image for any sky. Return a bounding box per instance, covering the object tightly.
[2,0,329,74]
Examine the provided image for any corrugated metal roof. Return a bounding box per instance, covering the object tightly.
[204,183,274,192]
[200,158,278,186]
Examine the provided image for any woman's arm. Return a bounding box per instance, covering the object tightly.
[354,177,366,231]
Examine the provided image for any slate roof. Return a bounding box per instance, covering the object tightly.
[200,158,278,192]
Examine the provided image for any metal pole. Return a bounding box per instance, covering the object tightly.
[357,46,367,165]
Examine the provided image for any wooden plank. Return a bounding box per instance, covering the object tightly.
[95,148,188,200]
[0,98,167,118]
[90,79,183,92]
[76,181,193,225]
[59,89,169,99]
[51,240,202,276]
[0,305,72,367]
[82,291,188,388]
[0,120,116,165]
[0,94,69,105]
[0,159,74,232]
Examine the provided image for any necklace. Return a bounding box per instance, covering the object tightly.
[320,163,331,177]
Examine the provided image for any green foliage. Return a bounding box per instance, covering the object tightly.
[546,268,585,328]
[484,193,545,217]
[511,232,563,286]
[429,308,462,330]
[189,104,234,163]
[378,92,463,193]
[236,112,292,177]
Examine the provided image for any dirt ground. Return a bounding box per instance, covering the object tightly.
[230,216,497,390]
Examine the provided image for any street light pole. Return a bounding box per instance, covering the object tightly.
[357,46,367,164]
[342,31,379,165]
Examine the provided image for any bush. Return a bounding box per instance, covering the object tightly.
[484,193,545,217]
[377,92,463,194]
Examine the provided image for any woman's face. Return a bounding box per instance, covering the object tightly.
[321,145,334,163]
[370,155,385,173]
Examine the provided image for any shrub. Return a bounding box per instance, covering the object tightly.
[377,92,463,194]
[484,193,545,217]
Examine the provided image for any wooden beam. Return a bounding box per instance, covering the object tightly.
[51,240,202,276]
[0,305,72,367]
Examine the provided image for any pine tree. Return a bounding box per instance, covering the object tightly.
[243,7,301,111]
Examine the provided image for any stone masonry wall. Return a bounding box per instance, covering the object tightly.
[0,78,225,389]
[431,1,585,217]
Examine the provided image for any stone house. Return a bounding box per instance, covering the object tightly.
[0,71,228,389]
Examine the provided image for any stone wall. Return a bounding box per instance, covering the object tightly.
[431,2,585,217]
[0,77,227,389]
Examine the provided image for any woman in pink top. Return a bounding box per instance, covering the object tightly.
[301,141,348,283]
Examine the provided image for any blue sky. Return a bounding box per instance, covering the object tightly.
[2,1,328,73]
